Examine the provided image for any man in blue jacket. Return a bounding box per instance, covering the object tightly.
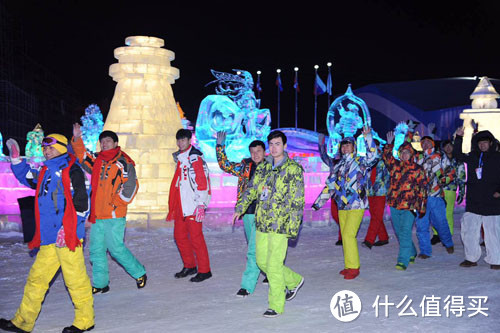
[0,134,94,333]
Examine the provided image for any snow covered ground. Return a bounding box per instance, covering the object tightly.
[1,207,499,333]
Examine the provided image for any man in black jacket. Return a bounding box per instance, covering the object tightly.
[453,128,500,269]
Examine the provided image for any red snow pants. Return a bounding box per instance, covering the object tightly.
[364,196,389,244]
[174,215,211,273]
[331,200,341,240]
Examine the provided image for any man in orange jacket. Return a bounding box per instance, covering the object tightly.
[72,123,146,294]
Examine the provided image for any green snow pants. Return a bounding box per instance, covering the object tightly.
[89,217,146,288]
[241,214,261,293]
[255,231,302,314]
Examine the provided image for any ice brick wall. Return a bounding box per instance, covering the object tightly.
[104,36,182,221]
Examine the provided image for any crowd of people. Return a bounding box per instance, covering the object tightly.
[1,120,499,331]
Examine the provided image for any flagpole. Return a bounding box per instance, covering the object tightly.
[277,69,281,129]
[294,67,299,129]
[314,65,319,132]
[327,62,332,108]
[256,70,261,100]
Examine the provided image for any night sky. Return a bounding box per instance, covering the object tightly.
[5,0,500,132]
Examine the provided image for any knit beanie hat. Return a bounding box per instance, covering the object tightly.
[43,134,68,154]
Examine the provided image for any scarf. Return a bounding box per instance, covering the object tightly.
[89,146,134,223]
[30,154,80,251]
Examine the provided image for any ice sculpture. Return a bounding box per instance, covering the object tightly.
[326,84,384,156]
[195,69,271,162]
[104,36,182,223]
[81,104,104,152]
[460,76,500,152]
[0,131,4,158]
[25,123,44,159]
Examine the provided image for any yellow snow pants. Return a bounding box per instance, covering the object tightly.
[11,242,94,332]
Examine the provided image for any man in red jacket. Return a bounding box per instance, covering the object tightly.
[168,129,212,282]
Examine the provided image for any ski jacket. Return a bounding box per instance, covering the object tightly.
[441,153,466,195]
[11,153,88,246]
[329,134,378,210]
[312,140,341,210]
[453,131,500,216]
[236,153,304,238]
[71,137,138,220]
[367,156,390,197]
[168,145,211,217]
[415,148,453,198]
[383,143,427,215]
[216,144,258,214]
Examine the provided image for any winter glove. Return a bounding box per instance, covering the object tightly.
[6,138,21,164]
[194,205,205,222]
[216,131,227,146]
[456,193,464,205]
[55,227,66,248]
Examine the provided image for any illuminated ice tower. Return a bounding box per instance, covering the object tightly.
[459,76,500,152]
[104,36,182,225]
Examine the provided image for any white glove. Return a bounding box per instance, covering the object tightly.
[6,139,21,164]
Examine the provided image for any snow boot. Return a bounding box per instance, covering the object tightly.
[459,260,477,267]
[446,246,454,254]
[373,240,389,246]
[262,277,269,285]
[92,286,109,294]
[174,267,197,279]
[343,269,360,280]
[136,274,147,289]
[286,277,304,301]
[190,271,212,282]
[263,309,280,318]
[491,265,500,270]
[361,241,373,249]
[0,319,28,333]
[335,239,343,246]
[236,288,250,297]
[395,263,407,271]
[62,325,94,333]
[418,254,430,259]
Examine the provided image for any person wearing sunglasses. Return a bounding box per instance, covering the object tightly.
[1,134,94,333]
[71,123,146,295]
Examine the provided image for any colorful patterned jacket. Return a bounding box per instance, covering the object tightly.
[416,148,454,198]
[312,140,341,210]
[441,153,466,196]
[216,144,257,214]
[367,156,390,197]
[235,153,304,238]
[329,134,378,210]
[383,142,428,214]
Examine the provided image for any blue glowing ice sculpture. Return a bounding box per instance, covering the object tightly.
[195,69,271,161]
[26,123,44,159]
[0,130,5,158]
[326,84,385,156]
[393,121,409,159]
[81,104,104,153]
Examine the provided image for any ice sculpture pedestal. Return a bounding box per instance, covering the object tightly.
[459,109,500,152]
